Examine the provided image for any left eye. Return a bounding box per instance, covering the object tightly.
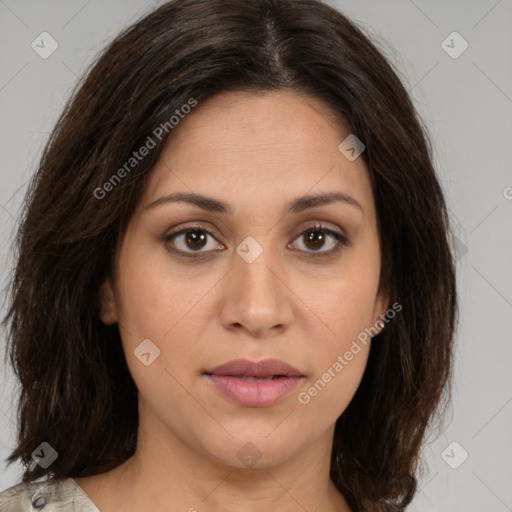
[290,224,348,257]
[162,223,349,259]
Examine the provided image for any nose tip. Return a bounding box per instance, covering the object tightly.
[221,252,293,337]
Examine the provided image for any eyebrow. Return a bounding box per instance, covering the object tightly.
[144,191,363,215]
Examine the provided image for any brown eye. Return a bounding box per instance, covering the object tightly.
[162,225,224,257]
[291,224,350,258]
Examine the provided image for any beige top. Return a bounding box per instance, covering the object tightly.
[0,477,99,511]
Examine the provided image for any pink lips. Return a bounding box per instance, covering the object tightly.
[204,358,305,407]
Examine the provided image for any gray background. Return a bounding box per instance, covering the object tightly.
[0,1,511,510]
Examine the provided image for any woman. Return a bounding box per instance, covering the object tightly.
[0,0,457,510]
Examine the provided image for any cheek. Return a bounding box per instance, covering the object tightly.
[295,246,379,416]
[313,246,381,349]
[115,243,196,339]
[296,345,370,428]
[114,245,210,391]
[296,276,375,419]
[113,255,198,418]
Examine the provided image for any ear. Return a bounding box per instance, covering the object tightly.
[372,287,390,336]
[99,276,118,325]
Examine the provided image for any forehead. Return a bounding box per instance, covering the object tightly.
[140,90,374,217]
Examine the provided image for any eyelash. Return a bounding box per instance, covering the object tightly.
[161,223,351,261]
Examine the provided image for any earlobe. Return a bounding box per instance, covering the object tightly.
[373,289,390,335]
[99,276,118,325]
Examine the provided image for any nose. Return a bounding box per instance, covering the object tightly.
[219,244,294,338]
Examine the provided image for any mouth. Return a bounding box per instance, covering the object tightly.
[203,358,305,407]
[204,358,305,379]
[220,375,285,381]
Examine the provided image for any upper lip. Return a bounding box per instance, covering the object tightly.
[205,358,304,378]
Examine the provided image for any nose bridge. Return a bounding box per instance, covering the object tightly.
[235,235,281,301]
[222,234,292,333]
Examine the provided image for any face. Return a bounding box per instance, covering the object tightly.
[100,90,388,469]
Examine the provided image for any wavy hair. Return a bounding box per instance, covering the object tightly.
[1,0,457,510]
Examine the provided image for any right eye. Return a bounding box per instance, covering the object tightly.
[161,225,225,258]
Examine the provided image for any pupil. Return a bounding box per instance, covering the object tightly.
[186,230,207,250]
[305,230,324,251]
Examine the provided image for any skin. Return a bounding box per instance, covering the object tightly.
[75,90,389,512]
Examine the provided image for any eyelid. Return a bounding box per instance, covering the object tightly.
[161,222,350,259]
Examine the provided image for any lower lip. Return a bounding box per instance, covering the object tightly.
[206,374,303,407]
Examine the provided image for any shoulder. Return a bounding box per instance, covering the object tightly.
[0,477,99,511]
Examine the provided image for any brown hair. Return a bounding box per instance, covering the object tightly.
[1,0,457,510]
